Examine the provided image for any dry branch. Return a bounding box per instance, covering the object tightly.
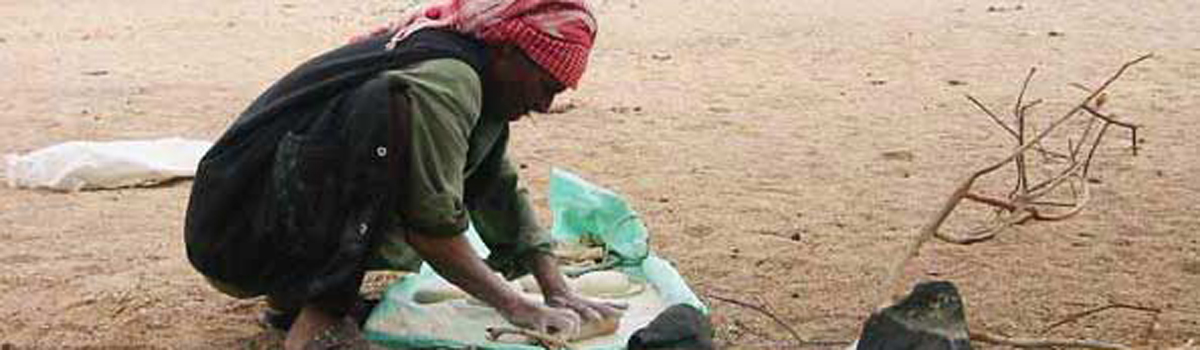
[935,54,1149,243]
[1082,105,1140,156]
[967,94,1017,139]
[874,54,1152,348]
[882,55,1148,263]
[971,331,1131,350]
[1041,302,1162,333]
[706,293,806,347]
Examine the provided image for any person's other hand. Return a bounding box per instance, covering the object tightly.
[501,301,582,336]
[545,292,627,323]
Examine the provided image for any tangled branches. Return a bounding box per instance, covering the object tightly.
[938,55,1148,244]
[873,54,1152,349]
[882,55,1152,304]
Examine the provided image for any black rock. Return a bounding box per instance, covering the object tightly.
[855,281,971,350]
[628,304,714,350]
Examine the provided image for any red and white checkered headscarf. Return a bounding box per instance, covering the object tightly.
[386,0,598,88]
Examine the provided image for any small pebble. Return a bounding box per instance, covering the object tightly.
[881,150,914,162]
[986,5,1024,13]
[707,106,732,114]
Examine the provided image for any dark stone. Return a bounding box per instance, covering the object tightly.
[628,304,714,350]
[855,281,971,350]
[881,150,915,162]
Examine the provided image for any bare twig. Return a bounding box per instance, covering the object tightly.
[1082,106,1139,130]
[1019,99,1051,161]
[965,192,1018,211]
[1032,133,1073,162]
[1041,302,1162,333]
[877,54,1152,308]
[1024,174,1091,221]
[706,293,806,347]
[1030,200,1081,207]
[486,327,574,350]
[1070,119,1096,160]
[1020,99,1044,116]
[1027,160,1080,194]
[1014,68,1037,194]
[942,213,1029,244]
[1069,82,1094,92]
[1014,68,1036,118]
[1082,105,1141,155]
[971,330,1130,350]
[967,94,1018,140]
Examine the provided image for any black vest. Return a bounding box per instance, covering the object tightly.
[184,29,485,301]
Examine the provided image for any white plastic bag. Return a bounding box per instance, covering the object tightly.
[4,138,213,191]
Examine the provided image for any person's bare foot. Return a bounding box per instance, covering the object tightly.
[262,297,379,331]
[283,305,345,350]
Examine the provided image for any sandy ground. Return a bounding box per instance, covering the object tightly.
[2,0,1198,348]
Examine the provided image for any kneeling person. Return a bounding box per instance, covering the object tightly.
[183,1,620,348]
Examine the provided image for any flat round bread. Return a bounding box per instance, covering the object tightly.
[574,271,643,298]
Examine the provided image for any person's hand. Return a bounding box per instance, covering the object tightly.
[545,291,627,323]
[500,300,582,336]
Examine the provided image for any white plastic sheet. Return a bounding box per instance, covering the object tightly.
[4,138,212,191]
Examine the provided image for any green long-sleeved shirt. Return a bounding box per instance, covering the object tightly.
[367,58,550,278]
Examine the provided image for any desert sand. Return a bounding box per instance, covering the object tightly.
[2,0,1197,348]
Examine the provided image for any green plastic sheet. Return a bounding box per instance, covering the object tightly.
[364,169,705,349]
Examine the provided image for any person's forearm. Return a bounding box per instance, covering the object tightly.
[528,251,572,298]
[405,232,531,313]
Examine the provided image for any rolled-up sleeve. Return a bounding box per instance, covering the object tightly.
[387,59,481,236]
[465,141,553,279]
